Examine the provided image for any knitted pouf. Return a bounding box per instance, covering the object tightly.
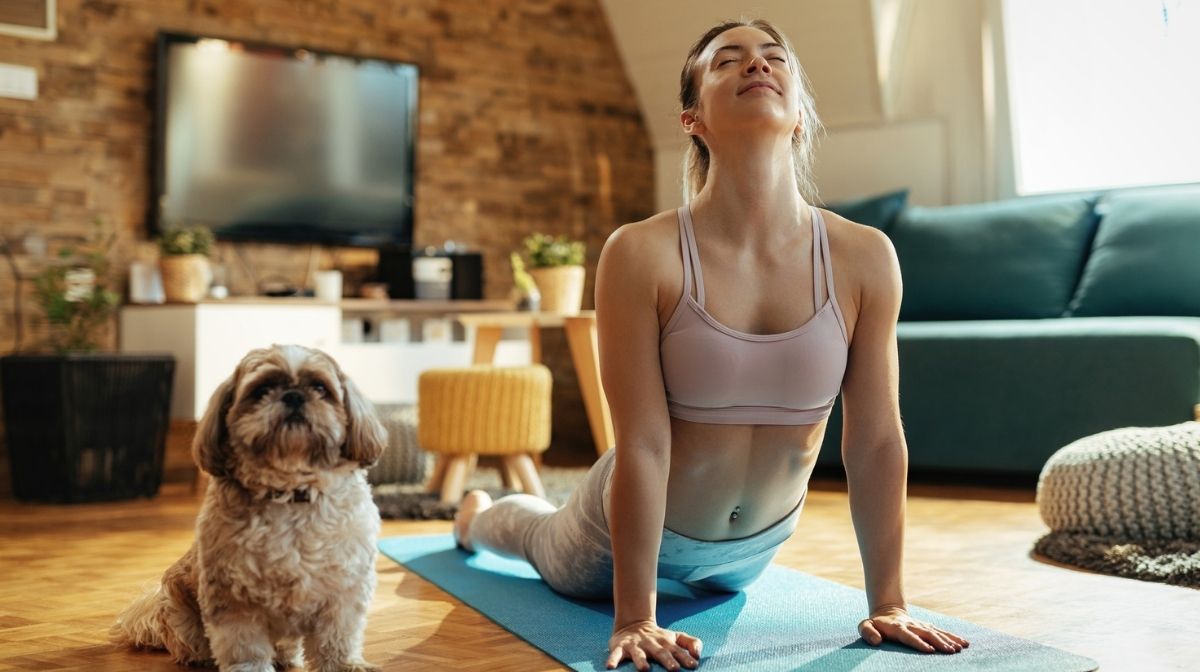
[368,404,430,486]
[1034,422,1200,588]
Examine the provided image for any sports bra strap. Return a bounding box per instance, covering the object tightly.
[680,205,705,306]
[810,206,822,312]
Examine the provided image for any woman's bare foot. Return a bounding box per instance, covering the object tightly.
[453,490,493,552]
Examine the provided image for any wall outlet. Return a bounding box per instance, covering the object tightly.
[0,64,37,100]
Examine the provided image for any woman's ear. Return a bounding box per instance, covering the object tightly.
[681,109,703,136]
[339,373,386,468]
[193,373,236,477]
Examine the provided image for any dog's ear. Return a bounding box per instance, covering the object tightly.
[192,372,236,477]
[338,372,386,468]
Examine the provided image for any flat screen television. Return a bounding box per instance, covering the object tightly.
[152,32,418,248]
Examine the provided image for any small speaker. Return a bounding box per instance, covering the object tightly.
[377,247,485,300]
[447,252,484,300]
[377,245,414,299]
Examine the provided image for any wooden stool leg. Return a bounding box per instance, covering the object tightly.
[500,457,521,490]
[440,455,472,504]
[510,453,546,499]
[425,455,448,494]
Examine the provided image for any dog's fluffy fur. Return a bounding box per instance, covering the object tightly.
[112,345,386,672]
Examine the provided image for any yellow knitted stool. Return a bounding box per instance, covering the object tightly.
[418,364,552,504]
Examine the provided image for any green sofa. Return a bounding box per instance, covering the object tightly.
[818,185,1200,476]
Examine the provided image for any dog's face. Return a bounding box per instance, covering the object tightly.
[193,345,386,483]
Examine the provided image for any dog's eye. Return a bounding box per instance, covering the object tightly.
[252,384,273,400]
[311,382,327,397]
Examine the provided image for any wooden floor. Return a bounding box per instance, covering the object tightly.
[0,478,1196,671]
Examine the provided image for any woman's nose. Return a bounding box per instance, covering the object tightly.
[745,56,771,74]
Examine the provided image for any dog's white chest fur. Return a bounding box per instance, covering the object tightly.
[198,473,380,625]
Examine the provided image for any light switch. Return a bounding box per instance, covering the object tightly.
[0,64,37,100]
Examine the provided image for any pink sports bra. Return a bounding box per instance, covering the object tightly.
[659,204,849,425]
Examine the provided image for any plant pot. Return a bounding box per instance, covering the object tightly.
[0,353,175,503]
[528,265,585,316]
[160,254,211,303]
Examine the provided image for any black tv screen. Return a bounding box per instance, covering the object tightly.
[152,32,418,248]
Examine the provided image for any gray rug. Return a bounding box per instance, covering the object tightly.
[1034,531,1200,589]
[373,465,589,520]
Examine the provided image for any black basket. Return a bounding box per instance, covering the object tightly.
[1,353,175,503]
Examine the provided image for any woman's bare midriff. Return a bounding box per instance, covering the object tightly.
[661,417,825,541]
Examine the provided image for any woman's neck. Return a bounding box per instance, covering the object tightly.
[691,134,809,247]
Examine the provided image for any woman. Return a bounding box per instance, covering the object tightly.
[453,19,970,671]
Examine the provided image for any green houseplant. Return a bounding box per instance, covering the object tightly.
[158,226,214,303]
[0,224,175,502]
[521,233,586,315]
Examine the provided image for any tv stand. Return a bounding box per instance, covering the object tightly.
[119,297,522,420]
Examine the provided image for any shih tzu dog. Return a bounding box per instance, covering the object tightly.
[112,344,387,672]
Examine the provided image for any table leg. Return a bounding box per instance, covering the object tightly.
[564,315,615,456]
[472,326,502,364]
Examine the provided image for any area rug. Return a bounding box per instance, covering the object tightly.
[373,465,588,520]
[1034,531,1200,589]
[379,534,1099,671]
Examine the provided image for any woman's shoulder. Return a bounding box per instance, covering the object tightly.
[818,207,898,271]
[600,209,682,271]
[818,207,902,305]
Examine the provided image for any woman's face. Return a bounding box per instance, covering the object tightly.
[686,26,802,143]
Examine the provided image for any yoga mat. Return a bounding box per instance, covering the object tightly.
[379,535,1098,671]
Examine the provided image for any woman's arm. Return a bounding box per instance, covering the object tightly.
[839,227,967,654]
[595,224,700,671]
[839,228,907,614]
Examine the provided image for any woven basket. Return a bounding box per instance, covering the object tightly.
[160,254,210,303]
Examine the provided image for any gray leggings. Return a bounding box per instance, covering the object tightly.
[465,448,804,600]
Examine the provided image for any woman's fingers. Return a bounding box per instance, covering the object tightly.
[858,618,883,646]
[666,642,698,669]
[920,626,959,653]
[629,644,651,672]
[650,644,683,671]
[894,625,936,653]
[937,627,970,648]
[605,644,626,669]
[675,632,703,659]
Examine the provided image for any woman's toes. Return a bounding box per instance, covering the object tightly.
[453,490,493,552]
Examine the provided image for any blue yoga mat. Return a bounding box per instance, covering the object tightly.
[379,534,1098,671]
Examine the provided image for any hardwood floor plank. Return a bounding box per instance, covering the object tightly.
[1,481,1195,671]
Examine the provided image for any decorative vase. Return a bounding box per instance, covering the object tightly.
[528,265,585,315]
[160,254,211,303]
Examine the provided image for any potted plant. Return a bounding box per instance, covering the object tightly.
[158,225,214,303]
[0,224,175,503]
[522,233,586,315]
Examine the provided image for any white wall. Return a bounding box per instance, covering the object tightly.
[598,0,1012,211]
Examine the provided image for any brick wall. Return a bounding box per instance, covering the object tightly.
[0,0,655,495]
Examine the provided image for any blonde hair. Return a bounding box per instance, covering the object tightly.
[679,19,823,203]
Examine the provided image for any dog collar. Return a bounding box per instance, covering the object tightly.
[267,487,312,504]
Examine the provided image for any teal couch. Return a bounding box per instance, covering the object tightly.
[818,185,1200,476]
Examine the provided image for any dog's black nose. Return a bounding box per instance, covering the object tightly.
[281,390,305,409]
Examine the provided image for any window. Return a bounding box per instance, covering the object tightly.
[1003,0,1200,194]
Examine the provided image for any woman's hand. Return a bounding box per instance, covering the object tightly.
[858,605,970,654]
[606,619,702,671]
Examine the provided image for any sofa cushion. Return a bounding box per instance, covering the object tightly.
[1067,185,1200,317]
[824,189,908,233]
[890,194,1098,320]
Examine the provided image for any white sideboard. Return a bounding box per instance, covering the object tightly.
[120,298,530,420]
